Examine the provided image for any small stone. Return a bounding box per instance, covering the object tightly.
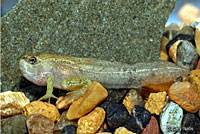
[124,105,151,133]
[166,34,195,55]
[163,30,178,40]
[97,132,112,134]
[181,113,200,134]
[104,103,129,130]
[160,102,183,134]
[54,111,77,132]
[144,92,167,115]
[178,3,200,24]
[26,114,54,134]
[141,116,159,134]
[160,50,169,61]
[1,114,28,134]
[123,89,144,114]
[23,101,60,122]
[198,110,200,117]
[195,29,200,56]
[176,40,198,70]
[168,81,200,113]
[114,127,136,134]
[178,26,195,36]
[0,91,30,117]
[56,95,75,109]
[169,40,182,63]
[160,36,170,53]
[77,107,105,134]
[61,125,77,134]
[67,81,108,120]
[189,69,200,92]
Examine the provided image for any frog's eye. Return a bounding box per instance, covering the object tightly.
[28,56,37,64]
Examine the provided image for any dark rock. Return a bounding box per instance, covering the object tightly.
[1,114,27,134]
[124,105,151,133]
[104,103,129,130]
[100,89,128,107]
[61,125,77,134]
[181,113,200,134]
[124,115,141,133]
[26,114,54,134]
[163,30,178,40]
[1,0,176,91]
[199,110,200,118]
[176,40,198,70]
[103,129,114,134]
[166,34,195,54]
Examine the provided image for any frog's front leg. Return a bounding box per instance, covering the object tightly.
[61,76,92,102]
[38,76,58,103]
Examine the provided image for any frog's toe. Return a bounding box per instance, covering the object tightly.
[38,94,58,103]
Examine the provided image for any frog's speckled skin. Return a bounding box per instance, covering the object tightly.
[19,53,190,90]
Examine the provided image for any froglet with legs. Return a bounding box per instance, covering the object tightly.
[19,53,190,102]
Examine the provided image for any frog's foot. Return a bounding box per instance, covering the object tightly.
[38,93,58,103]
[64,87,88,104]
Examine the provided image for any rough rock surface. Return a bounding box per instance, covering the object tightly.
[1,0,176,91]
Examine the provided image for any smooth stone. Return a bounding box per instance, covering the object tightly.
[104,103,129,130]
[61,125,77,134]
[160,102,183,134]
[176,40,198,70]
[1,0,176,91]
[195,28,200,56]
[1,114,27,134]
[124,105,151,133]
[181,113,200,134]
[26,114,54,134]
[141,116,159,134]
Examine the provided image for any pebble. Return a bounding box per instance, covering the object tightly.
[189,69,200,92]
[199,110,200,117]
[26,114,54,134]
[61,125,77,134]
[124,105,151,133]
[163,30,178,40]
[168,81,200,113]
[1,114,28,134]
[23,100,60,122]
[166,34,195,55]
[144,92,167,115]
[195,28,200,56]
[114,127,136,134]
[67,81,108,120]
[160,50,169,61]
[54,111,77,132]
[160,102,183,134]
[122,89,144,114]
[178,26,195,36]
[0,91,30,117]
[104,103,129,130]
[56,95,74,109]
[176,40,198,70]
[160,36,170,53]
[181,113,200,134]
[168,40,182,63]
[141,116,159,134]
[77,107,105,134]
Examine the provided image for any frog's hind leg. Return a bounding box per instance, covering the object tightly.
[61,76,92,104]
[38,76,58,103]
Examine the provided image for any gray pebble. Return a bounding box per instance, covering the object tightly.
[160,102,183,134]
[176,40,198,70]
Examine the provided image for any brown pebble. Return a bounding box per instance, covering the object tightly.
[114,127,136,134]
[141,116,159,134]
[26,114,54,134]
[160,50,169,61]
[56,95,75,109]
[23,101,60,122]
[160,36,170,53]
[0,91,30,117]
[123,89,144,114]
[168,81,200,113]
[77,107,105,134]
[169,40,182,63]
[67,81,108,120]
[189,69,200,92]
[195,29,200,56]
[195,59,200,69]
[144,92,167,115]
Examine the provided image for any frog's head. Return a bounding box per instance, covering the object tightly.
[19,53,54,86]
